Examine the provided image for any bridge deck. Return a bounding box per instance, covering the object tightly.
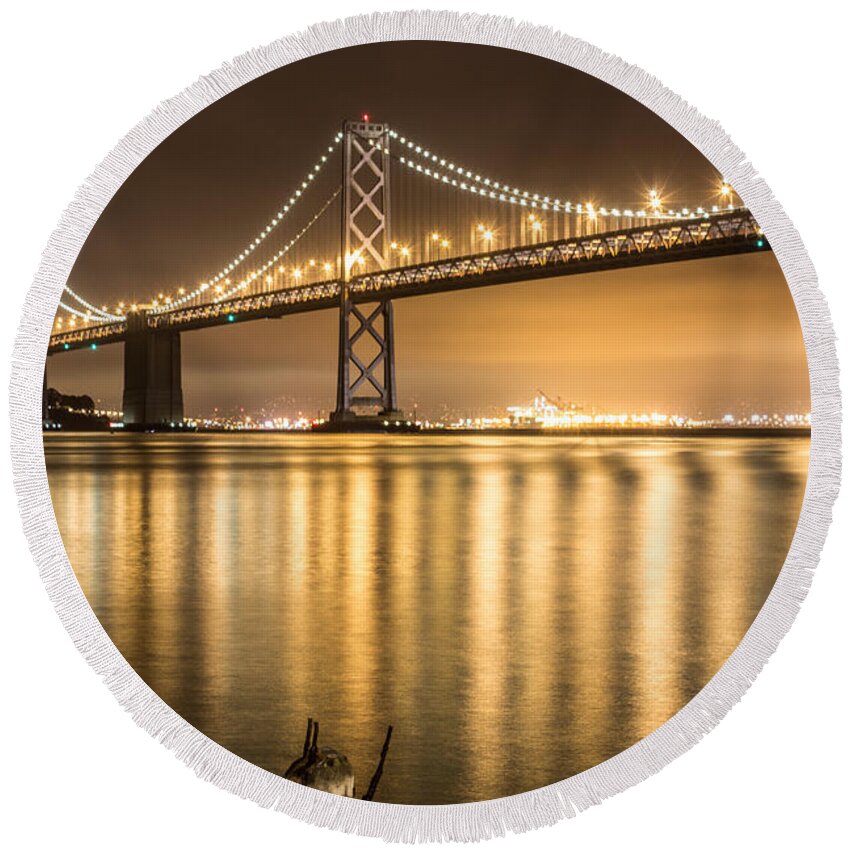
[49,211,766,353]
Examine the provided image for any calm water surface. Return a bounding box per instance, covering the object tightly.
[45,433,808,804]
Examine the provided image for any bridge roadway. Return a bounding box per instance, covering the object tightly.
[49,210,767,355]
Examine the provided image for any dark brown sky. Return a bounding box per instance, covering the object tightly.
[50,41,808,419]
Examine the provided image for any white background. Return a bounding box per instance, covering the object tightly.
[1,2,847,847]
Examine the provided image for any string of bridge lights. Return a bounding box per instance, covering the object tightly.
[382,127,738,222]
[212,188,341,303]
[55,301,96,325]
[58,293,116,324]
[56,131,344,324]
[148,131,342,314]
[62,285,117,320]
[55,190,344,331]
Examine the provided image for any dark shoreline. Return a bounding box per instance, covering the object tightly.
[44,426,811,438]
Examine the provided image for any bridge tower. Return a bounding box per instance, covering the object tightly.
[122,310,184,429]
[332,118,402,426]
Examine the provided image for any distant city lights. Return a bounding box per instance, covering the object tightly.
[52,394,810,433]
[425,395,812,431]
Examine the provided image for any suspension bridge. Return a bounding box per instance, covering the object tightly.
[46,117,770,430]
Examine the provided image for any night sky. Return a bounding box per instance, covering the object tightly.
[50,41,808,419]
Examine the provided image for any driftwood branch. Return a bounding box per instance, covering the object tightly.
[362,725,393,802]
[302,718,313,759]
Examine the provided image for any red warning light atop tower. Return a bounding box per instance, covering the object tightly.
[362,113,370,122]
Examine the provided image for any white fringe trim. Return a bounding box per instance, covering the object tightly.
[8,10,841,843]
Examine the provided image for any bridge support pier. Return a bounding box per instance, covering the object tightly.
[122,311,184,430]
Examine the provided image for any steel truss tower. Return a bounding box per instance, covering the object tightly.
[333,118,400,422]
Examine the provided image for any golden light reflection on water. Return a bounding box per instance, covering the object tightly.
[45,433,808,804]
[467,465,509,797]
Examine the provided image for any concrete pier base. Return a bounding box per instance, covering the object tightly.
[318,409,416,433]
[122,311,184,430]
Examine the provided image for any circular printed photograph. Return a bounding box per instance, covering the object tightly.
[43,42,809,805]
